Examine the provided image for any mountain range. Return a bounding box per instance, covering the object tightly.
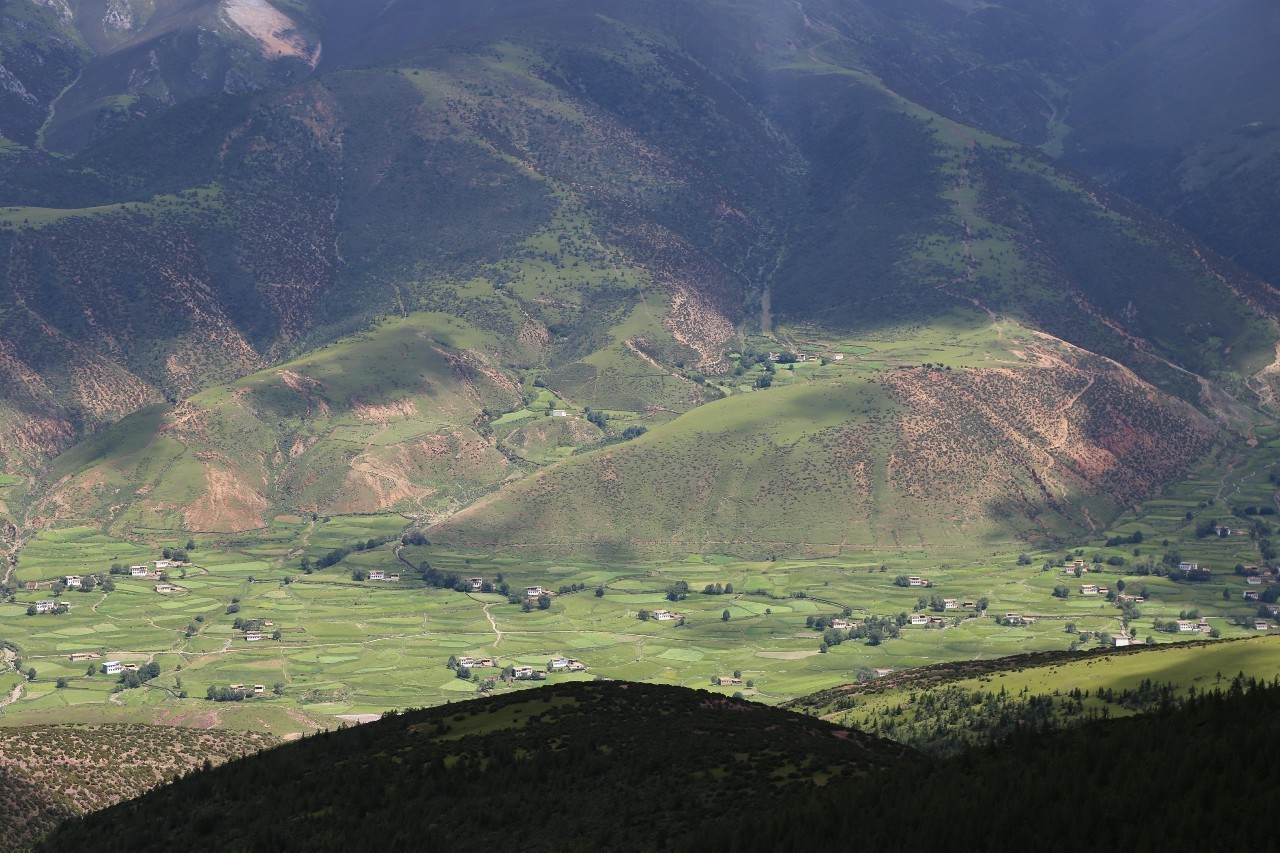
[2,0,1279,554]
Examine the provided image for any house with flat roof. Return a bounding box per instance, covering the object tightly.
[103,661,123,675]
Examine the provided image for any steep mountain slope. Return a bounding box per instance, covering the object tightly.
[1061,0,1280,289]
[0,0,320,152]
[1,0,1278,551]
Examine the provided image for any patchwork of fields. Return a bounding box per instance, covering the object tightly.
[4,422,1280,730]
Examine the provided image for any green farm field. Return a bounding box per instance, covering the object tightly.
[6,425,1280,729]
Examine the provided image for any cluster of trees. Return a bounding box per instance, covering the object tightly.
[819,614,905,650]
[1104,530,1144,547]
[114,662,161,692]
[302,538,389,574]
[401,530,430,546]
[665,580,689,602]
[701,583,734,595]
[206,683,284,702]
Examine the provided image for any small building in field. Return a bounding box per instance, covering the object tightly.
[369,569,385,581]
[512,666,535,680]
[1244,590,1261,601]
[652,610,677,621]
[909,614,929,625]
[874,668,893,678]
[551,409,568,417]
[474,658,496,668]
[68,652,100,661]
[103,661,123,675]
[830,619,853,630]
[1003,613,1025,625]
[65,576,82,589]
[244,631,262,642]
[388,573,401,582]
[229,684,245,693]
[1255,620,1271,631]
[122,664,138,673]
[715,676,744,686]
[548,657,569,671]
[130,566,149,578]
[154,583,176,593]
[1112,637,1132,648]
[907,576,925,587]
[1176,620,1198,633]
[468,578,485,591]
[153,560,171,569]
[1198,621,1213,634]
[1080,584,1100,595]
[525,586,546,598]
[1247,576,1262,585]
[943,599,959,610]
[567,659,587,671]
[34,600,59,614]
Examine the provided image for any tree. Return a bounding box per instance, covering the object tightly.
[1052,585,1070,599]
[56,677,68,689]
[733,669,742,679]
[186,539,197,551]
[86,664,96,676]
[594,585,605,597]
[721,609,731,622]
[25,668,36,681]
[273,683,285,695]
[538,594,551,610]
[977,597,990,612]
[638,610,651,621]
[621,425,647,440]
[25,605,35,616]
[724,583,734,595]
[272,630,282,641]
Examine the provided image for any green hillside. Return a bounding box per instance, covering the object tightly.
[435,320,1215,558]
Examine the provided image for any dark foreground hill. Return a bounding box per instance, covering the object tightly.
[36,681,913,852]
[36,678,1280,853]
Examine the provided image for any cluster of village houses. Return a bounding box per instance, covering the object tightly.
[454,655,588,681]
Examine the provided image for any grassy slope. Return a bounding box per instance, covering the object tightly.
[40,313,528,532]
[434,318,1216,558]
